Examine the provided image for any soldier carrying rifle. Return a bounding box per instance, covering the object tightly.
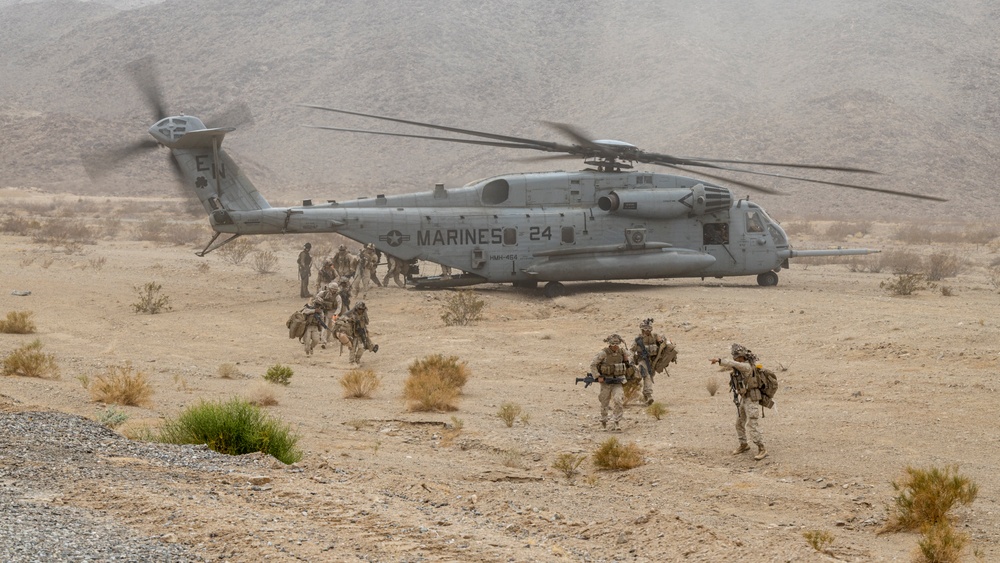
[332,301,379,365]
[589,334,635,432]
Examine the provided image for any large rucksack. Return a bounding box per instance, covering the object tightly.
[286,311,307,339]
[755,365,778,408]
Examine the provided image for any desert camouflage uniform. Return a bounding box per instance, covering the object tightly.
[313,282,346,346]
[590,334,632,431]
[333,302,375,364]
[718,343,767,460]
[316,258,337,293]
[352,245,381,294]
[300,304,326,356]
[382,254,408,288]
[331,246,355,279]
[297,243,312,298]
[630,319,666,406]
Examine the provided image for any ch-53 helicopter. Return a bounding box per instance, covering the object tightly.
[94,59,945,297]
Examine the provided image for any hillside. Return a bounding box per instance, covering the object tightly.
[1,1,997,217]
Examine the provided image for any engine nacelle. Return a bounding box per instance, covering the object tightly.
[597,184,732,218]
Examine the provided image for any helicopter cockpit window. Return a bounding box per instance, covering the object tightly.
[561,226,575,244]
[746,211,765,233]
[481,179,510,205]
[503,227,517,246]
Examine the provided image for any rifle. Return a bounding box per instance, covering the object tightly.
[633,336,653,382]
[575,373,596,388]
[356,324,379,353]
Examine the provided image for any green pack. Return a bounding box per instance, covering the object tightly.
[755,366,778,408]
[286,311,306,339]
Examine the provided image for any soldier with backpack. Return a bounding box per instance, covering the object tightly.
[711,343,776,461]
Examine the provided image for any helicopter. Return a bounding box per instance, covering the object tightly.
[93,60,945,297]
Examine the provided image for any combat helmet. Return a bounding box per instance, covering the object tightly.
[639,318,653,331]
[604,334,623,345]
[339,244,347,251]
[731,343,756,362]
[355,301,367,310]
[304,242,312,250]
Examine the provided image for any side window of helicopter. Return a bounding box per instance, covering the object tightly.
[746,211,765,234]
[503,227,517,246]
[561,226,575,244]
[703,223,729,245]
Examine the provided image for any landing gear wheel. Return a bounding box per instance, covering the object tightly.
[757,272,779,287]
[543,281,567,298]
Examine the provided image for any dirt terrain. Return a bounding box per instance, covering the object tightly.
[2,189,999,562]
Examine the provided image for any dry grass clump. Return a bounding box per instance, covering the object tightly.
[0,213,40,235]
[592,437,645,471]
[915,521,966,563]
[2,339,59,378]
[217,363,242,379]
[884,465,978,533]
[88,364,153,407]
[403,354,470,412]
[340,368,382,398]
[881,249,924,275]
[245,381,280,407]
[441,290,485,326]
[706,377,720,396]
[409,354,469,391]
[250,249,278,274]
[552,453,587,483]
[0,310,36,334]
[622,378,642,405]
[645,402,668,420]
[131,281,172,314]
[497,402,522,427]
[802,530,834,554]
[32,218,97,245]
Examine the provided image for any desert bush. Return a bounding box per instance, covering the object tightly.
[245,382,280,407]
[592,437,645,471]
[88,364,154,407]
[131,282,172,314]
[157,397,302,464]
[196,262,211,273]
[915,521,967,563]
[133,217,168,242]
[441,415,464,446]
[403,371,461,412]
[33,218,96,245]
[802,530,834,553]
[99,216,122,239]
[940,286,955,297]
[825,221,871,241]
[963,227,998,245]
[408,354,469,391]
[441,290,485,326]
[884,465,978,533]
[97,406,130,429]
[552,453,587,483]
[340,368,381,398]
[881,274,935,296]
[925,252,962,281]
[1,214,40,235]
[646,402,668,420]
[263,364,293,386]
[0,310,36,334]
[847,254,886,273]
[2,339,59,378]
[706,377,719,396]
[88,256,107,270]
[988,266,1000,292]
[217,363,242,379]
[894,224,935,245]
[622,378,642,405]
[499,448,525,469]
[250,249,278,274]
[217,237,257,265]
[881,249,924,275]
[497,402,522,428]
[161,222,205,246]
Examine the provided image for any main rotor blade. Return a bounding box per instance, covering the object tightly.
[541,121,612,155]
[304,125,552,151]
[300,104,571,152]
[665,164,785,195]
[126,55,168,121]
[671,156,880,174]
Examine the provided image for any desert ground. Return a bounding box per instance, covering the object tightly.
[2,188,999,562]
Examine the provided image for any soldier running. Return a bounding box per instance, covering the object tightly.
[332,301,378,364]
[590,334,634,432]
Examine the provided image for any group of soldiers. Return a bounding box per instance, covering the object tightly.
[590,322,769,461]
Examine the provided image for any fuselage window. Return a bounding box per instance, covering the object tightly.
[481,179,511,205]
[561,226,575,244]
[703,222,729,245]
[503,227,517,246]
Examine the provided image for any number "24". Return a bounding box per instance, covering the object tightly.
[529,226,552,241]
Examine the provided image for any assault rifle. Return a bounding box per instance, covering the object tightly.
[356,324,379,353]
[575,373,596,388]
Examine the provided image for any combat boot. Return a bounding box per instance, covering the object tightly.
[610,422,621,432]
[601,420,607,429]
[732,443,750,455]
[645,397,654,406]
[754,444,768,461]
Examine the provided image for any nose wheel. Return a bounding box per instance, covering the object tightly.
[756,272,779,286]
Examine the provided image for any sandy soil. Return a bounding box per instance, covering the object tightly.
[2,191,999,562]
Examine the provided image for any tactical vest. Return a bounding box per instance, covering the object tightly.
[598,348,628,377]
[639,333,660,357]
[734,368,762,402]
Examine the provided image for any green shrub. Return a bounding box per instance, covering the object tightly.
[916,521,967,563]
[885,465,978,532]
[552,453,586,483]
[441,290,485,326]
[263,364,293,386]
[2,339,59,378]
[802,530,834,553]
[131,281,172,314]
[881,274,935,296]
[592,437,645,471]
[97,406,130,429]
[0,310,36,334]
[157,397,302,464]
